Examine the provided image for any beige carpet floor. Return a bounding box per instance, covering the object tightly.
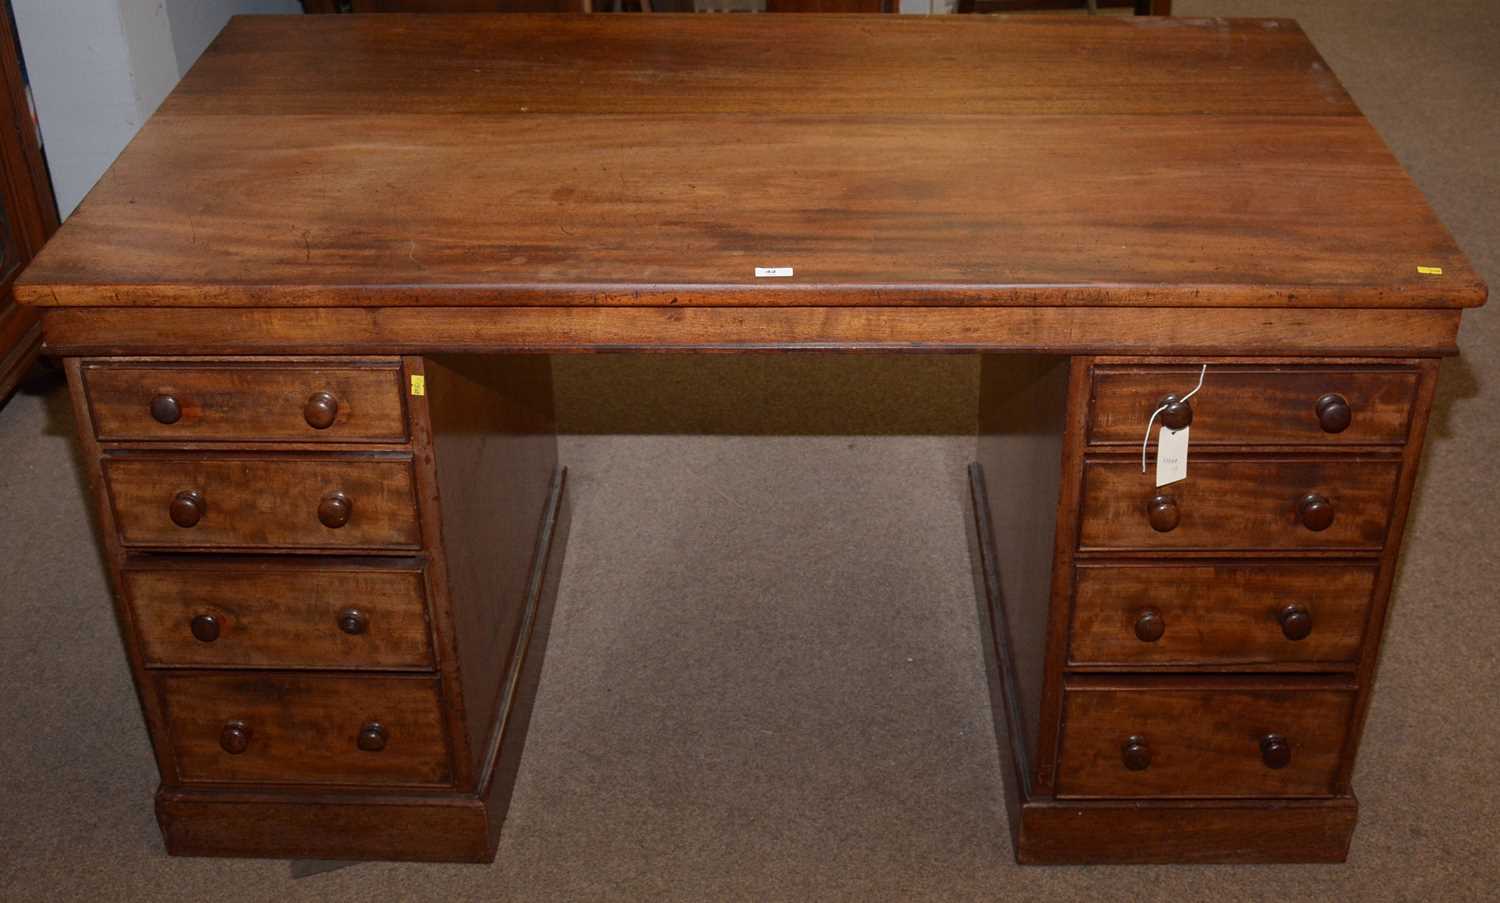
[1,1,1495,899]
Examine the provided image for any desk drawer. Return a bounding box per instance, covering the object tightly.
[1079,458,1399,552]
[105,455,421,550]
[1070,563,1376,667]
[1057,682,1355,798]
[1088,366,1418,446]
[126,560,433,669]
[83,360,407,443]
[160,673,451,787]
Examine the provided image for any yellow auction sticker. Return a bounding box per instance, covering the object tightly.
[1417,265,1444,275]
[410,374,426,396]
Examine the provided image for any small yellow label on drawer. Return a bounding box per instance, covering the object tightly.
[410,374,426,396]
[1417,265,1444,275]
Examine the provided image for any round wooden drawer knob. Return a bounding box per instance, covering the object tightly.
[1146,495,1180,533]
[1260,734,1292,769]
[357,722,388,752]
[1297,493,1335,532]
[170,489,206,528]
[317,491,352,529]
[1316,393,1352,434]
[190,614,220,643]
[150,394,182,425]
[1158,393,1194,430]
[304,391,339,430]
[337,608,369,636]
[220,721,251,755]
[1121,735,1152,771]
[1134,609,1165,643]
[1278,604,1313,641]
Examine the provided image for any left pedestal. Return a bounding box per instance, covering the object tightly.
[66,354,567,862]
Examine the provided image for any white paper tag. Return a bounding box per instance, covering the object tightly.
[754,267,793,278]
[1155,426,1189,487]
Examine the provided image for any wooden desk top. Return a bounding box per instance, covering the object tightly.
[15,14,1485,312]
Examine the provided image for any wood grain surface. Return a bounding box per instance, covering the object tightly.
[158,672,452,786]
[157,789,496,861]
[1016,797,1357,864]
[974,358,1071,783]
[83,360,407,442]
[35,305,1466,357]
[164,15,1358,118]
[1088,365,1419,446]
[125,559,434,669]
[1069,562,1376,667]
[1056,681,1355,798]
[414,355,558,779]
[104,455,421,550]
[1078,456,1400,551]
[14,15,1484,311]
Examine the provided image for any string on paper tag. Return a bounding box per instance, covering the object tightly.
[1141,364,1206,479]
[1156,424,1189,486]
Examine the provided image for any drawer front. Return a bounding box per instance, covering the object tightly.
[84,361,407,442]
[1057,685,1355,798]
[1079,458,1399,551]
[105,456,421,550]
[1088,366,1418,446]
[126,563,433,669]
[1070,564,1376,666]
[160,674,451,786]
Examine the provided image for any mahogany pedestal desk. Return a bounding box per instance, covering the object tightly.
[14,14,1486,865]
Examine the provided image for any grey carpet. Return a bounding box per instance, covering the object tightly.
[1,0,1496,899]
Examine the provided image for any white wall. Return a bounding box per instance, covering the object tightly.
[12,0,299,218]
